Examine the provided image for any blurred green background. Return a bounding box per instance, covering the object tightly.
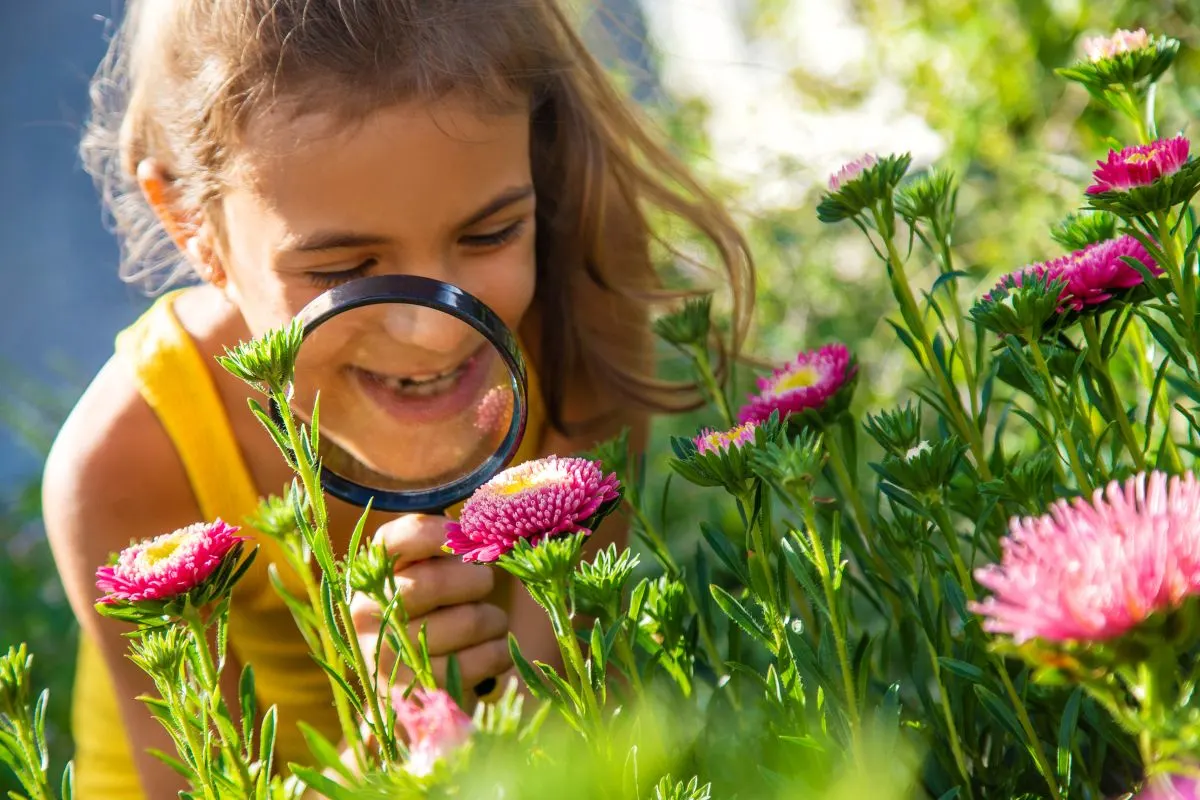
[2,0,1197,791]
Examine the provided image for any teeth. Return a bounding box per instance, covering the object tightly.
[369,363,467,396]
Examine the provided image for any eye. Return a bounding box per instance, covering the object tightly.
[305,259,375,288]
[460,220,526,249]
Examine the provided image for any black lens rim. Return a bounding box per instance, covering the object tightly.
[269,275,528,512]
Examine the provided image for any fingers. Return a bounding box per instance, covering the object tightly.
[350,559,495,625]
[363,632,512,693]
[372,514,456,566]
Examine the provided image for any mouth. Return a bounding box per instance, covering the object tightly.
[345,344,495,426]
[351,358,474,398]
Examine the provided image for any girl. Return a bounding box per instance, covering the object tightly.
[42,1,753,797]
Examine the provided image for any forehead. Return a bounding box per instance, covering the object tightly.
[227,96,532,234]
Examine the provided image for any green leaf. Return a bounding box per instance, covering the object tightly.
[310,656,365,719]
[507,634,558,705]
[298,721,354,780]
[974,684,1027,743]
[60,761,74,800]
[248,398,296,469]
[343,501,375,597]
[445,654,463,707]
[288,766,360,800]
[700,522,751,586]
[1057,686,1083,789]
[147,748,192,779]
[710,584,772,647]
[1141,312,1191,371]
[259,706,277,779]
[239,664,257,755]
[938,657,984,684]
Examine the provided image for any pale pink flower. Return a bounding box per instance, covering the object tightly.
[982,235,1159,312]
[1139,774,1200,800]
[96,520,247,604]
[737,344,856,425]
[444,456,621,563]
[695,421,758,456]
[829,154,878,191]
[971,472,1200,644]
[1083,28,1151,62]
[391,687,473,777]
[1088,136,1190,194]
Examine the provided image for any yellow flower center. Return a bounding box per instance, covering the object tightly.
[494,464,567,495]
[773,366,819,393]
[1125,152,1154,165]
[139,534,189,568]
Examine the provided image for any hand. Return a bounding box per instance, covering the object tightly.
[349,513,512,694]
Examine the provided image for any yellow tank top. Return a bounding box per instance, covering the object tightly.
[71,291,547,798]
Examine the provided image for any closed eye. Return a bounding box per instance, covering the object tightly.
[460,219,526,249]
[305,259,376,288]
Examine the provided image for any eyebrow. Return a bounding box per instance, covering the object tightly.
[281,184,536,253]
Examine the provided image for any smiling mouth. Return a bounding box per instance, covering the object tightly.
[351,359,473,398]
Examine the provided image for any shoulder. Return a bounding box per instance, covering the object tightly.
[42,344,201,606]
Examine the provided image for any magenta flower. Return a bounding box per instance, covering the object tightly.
[1088,136,1190,194]
[983,235,1159,312]
[1083,28,1151,62]
[828,154,877,191]
[737,344,856,425]
[391,687,473,777]
[444,456,621,563]
[96,519,248,604]
[971,472,1200,644]
[695,421,758,456]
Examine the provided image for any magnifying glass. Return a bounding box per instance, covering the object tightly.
[274,274,528,513]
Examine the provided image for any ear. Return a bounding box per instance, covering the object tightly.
[136,158,227,289]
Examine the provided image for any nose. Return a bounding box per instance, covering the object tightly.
[381,302,475,355]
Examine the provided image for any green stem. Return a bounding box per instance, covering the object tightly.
[1081,317,1147,471]
[613,623,644,696]
[871,206,991,479]
[183,612,253,792]
[690,344,735,428]
[822,427,874,545]
[1026,337,1094,493]
[547,593,602,730]
[629,504,727,679]
[926,640,976,800]
[796,492,860,746]
[1127,324,1184,471]
[739,489,780,630]
[10,720,54,800]
[929,504,973,598]
[335,600,398,762]
[932,222,980,424]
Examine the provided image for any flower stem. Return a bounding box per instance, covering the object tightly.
[871,206,991,479]
[1081,317,1147,471]
[925,637,975,800]
[931,221,981,424]
[1026,337,1094,494]
[689,343,736,428]
[10,718,54,800]
[546,592,602,730]
[183,611,254,792]
[796,491,860,751]
[1127,324,1184,471]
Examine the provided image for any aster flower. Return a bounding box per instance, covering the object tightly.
[1139,774,1200,800]
[817,153,913,223]
[973,236,1160,336]
[391,687,473,777]
[443,456,621,564]
[971,472,1200,645]
[737,344,858,426]
[694,421,758,455]
[95,519,254,623]
[873,436,965,500]
[217,319,304,394]
[1050,210,1118,250]
[1086,137,1200,216]
[1057,29,1179,93]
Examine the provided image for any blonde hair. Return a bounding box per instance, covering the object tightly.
[81,0,754,430]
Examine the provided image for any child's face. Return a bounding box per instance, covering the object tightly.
[215,96,538,482]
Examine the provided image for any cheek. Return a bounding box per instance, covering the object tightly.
[468,232,538,334]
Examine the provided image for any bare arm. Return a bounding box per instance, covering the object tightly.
[42,357,232,797]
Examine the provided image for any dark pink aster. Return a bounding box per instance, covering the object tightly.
[391,687,473,777]
[1139,774,1200,800]
[983,235,1159,312]
[971,472,1200,644]
[96,519,247,604]
[737,344,856,425]
[1087,136,1190,194]
[444,456,621,563]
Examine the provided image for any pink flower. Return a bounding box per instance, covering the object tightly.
[829,154,878,191]
[96,520,247,604]
[971,472,1200,644]
[1087,137,1190,194]
[1139,774,1200,800]
[695,421,758,455]
[391,687,473,777]
[1083,28,1151,62]
[444,456,621,563]
[737,344,856,425]
[983,235,1160,312]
